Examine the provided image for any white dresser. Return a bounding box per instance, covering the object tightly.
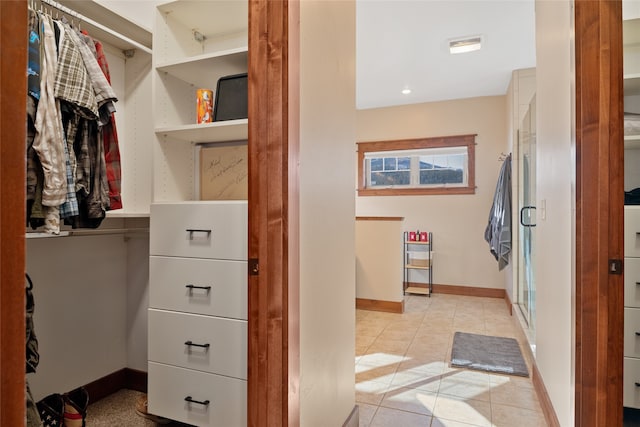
[148,201,248,426]
[625,206,640,408]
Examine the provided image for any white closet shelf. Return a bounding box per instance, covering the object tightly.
[158,1,248,39]
[53,0,152,54]
[156,48,248,88]
[155,119,248,143]
[26,228,149,239]
[106,211,151,218]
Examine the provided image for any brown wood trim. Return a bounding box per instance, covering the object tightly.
[124,368,148,393]
[83,369,127,403]
[356,298,404,314]
[358,187,476,197]
[248,0,299,426]
[357,134,477,197]
[0,2,27,426]
[357,134,478,149]
[510,313,559,426]
[504,290,512,316]
[533,362,561,427]
[355,216,404,221]
[81,368,147,404]
[431,283,505,299]
[574,1,624,426]
[342,405,359,427]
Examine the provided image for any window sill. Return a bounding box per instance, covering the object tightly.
[357,187,476,196]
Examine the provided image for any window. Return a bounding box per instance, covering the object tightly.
[357,134,476,196]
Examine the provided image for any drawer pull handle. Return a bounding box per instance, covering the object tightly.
[636,332,640,336]
[636,382,640,387]
[186,229,212,240]
[184,396,210,406]
[636,282,640,285]
[185,341,210,349]
[186,284,212,292]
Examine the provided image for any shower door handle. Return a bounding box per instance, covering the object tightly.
[520,206,536,227]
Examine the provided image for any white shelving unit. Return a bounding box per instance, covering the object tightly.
[148,2,249,426]
[152,0,248,202]
[403,232,434,296]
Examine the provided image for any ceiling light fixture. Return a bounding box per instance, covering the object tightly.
[402,88,411,95]
[449,35,482,54]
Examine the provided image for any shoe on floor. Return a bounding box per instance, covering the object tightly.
[63,387,89,427]
[36,393,64,427]
[135,394,172,424]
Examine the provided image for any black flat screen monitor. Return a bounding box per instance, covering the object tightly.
[213,73,248,122]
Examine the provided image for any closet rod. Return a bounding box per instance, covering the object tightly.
[26,228,149,239]
[37,0,152,55]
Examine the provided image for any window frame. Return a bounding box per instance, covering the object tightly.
[357,134,477,196]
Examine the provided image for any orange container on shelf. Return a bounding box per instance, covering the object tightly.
[196,88,213,124]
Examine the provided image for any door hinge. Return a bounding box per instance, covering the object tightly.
[249,258,259,276]
[609,259,623,275]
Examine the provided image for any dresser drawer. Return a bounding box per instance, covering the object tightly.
[626,258,640,308]
[148,362,246,427]
[148,309,247,379]
[625,357,640,409]
[626,308,640,358]
[625,207,640,258]
[150,202,247,260]
[150,256,247,320]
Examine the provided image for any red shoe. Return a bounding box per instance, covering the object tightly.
[63,387,88,427]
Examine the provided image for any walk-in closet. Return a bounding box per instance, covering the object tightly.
[25,0,153,417]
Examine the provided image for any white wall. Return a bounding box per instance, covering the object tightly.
[27,235,129,400]
[299,0,356,425]
[126,233,151,371]
[27,227,149,399]
[534,1,574,425]
[356,96,508,290]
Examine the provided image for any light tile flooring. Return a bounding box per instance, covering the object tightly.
[355,294,547,427]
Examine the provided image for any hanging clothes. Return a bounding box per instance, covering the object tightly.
[26,274,42,427]
[33,13,67,234]
[93,39,123,210]
[484,153,512,270]
[26,8,123,233]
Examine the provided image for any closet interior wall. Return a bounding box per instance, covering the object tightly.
[26,0,153,401]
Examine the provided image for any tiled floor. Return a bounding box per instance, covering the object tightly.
[356,293,547,427]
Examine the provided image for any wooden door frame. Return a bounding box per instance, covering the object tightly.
[574,0,624,426]
[0,1,626,426]
[0,1,28,425]
[247,0,300,426]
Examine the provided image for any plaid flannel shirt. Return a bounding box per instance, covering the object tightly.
[54,22,98,120]
[94,39,123,210]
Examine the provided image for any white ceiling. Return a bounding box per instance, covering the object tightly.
[356,0,537,110]
[63,0,537,111]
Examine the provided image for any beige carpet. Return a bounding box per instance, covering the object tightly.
[87,389,192,427]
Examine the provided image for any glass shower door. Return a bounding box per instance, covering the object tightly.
[518,95,536,332]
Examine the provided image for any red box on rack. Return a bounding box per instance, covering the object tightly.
[419,232,428,242]
[409,231,417,241]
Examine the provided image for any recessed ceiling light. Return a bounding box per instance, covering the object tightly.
[402,88,411,95]
[449,35,482,54]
